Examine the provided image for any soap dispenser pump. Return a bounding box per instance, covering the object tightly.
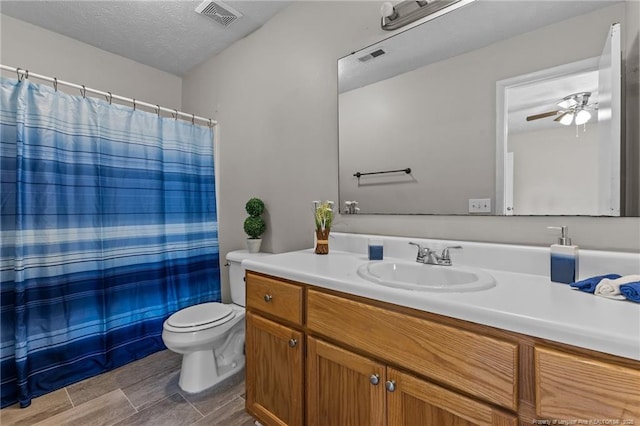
[548,226,579,284]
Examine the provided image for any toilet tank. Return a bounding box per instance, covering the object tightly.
[226,250,271,307]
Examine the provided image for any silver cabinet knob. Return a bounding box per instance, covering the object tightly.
[385,380,396,392]
[288,338,297,348]
[369,374,380,385]
[264,294,272,302]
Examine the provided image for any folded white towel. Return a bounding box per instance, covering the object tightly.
[595,274,640,300]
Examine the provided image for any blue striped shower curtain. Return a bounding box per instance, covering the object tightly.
[0,77,220,408]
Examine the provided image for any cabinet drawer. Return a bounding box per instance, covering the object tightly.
[535,346,640,420]
[307,289,518,411]
[246,272,303,325]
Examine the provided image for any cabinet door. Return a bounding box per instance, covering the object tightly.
[246,312,303,426]
[307,337,385,426]
[386,367,517,426]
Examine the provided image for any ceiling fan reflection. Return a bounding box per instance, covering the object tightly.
[526,92,598,126]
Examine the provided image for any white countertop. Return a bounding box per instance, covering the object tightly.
[243,247,640,361]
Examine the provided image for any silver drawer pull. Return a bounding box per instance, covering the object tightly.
[369,374,380,385]
[264,294,272,302]
[385,380,396,392]
[288,338,298,348]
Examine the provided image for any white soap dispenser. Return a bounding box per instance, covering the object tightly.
[547,226,579,284]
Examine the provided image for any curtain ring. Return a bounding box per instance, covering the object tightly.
[106,92,112,105]
[192,114,195,125]
[53,78,58,92]
[80,85,86,99]
[209,119,212,128]
[156,105,160,116]
[174,109,178,120]
[16,68,23,82]
[133,99,136,110]
[25,70,29,80]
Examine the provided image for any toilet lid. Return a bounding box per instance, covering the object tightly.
[167,303,234,328]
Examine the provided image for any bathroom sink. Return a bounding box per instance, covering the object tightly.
[357,261,496,292]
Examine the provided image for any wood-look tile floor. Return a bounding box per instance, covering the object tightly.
[0,350,256,426]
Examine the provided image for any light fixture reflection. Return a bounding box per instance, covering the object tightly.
[575,109,591,126]
[559,112,575,126]
[380,0,470,31]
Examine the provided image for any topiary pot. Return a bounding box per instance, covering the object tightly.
[246,238,262,253]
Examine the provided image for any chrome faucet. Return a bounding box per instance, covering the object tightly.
[409,242,462,266]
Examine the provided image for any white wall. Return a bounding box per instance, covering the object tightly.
[182,1,639,301]
[0,14,182,109]
[509,125,599,215]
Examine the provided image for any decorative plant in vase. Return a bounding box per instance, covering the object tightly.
[244,197,266,253]
[313,200,334,255]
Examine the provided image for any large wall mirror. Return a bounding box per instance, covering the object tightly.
[338,0,639,216]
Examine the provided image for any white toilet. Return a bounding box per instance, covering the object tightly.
[162,250,269,393]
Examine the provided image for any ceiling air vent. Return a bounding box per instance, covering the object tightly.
[195,1,243,27]
[358,49,386,62]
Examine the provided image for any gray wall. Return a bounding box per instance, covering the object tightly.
[181,2,389,252]
[339,52,496,215]
[0,14,182,109]
[2,4,636,306]
[181,1,639,300]
[509,125,599,215]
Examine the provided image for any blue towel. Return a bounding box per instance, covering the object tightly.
[620,282,640,303]
[570,274,621,293]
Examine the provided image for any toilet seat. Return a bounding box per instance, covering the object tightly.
[166,303,235,332]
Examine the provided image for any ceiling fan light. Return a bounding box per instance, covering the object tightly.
[559,112,574,126]
[575,109,591,125]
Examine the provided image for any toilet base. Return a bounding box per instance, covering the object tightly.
[163,303,247,394]
[178,351,246,394]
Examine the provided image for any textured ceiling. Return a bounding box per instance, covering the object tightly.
[0,0,291,76]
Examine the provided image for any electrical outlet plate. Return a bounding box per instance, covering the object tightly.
[469,198,491,213]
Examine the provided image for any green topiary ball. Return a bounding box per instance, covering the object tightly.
[244,216,266,239]
[245,198,265,217]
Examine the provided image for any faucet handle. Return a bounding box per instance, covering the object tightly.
[409,242,428,261]
[409,242,423,249]
[440,246,463,265]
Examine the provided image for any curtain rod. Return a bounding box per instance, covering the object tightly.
[0,64,217,127]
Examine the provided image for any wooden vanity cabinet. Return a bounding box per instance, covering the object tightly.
[245,271,640,426]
